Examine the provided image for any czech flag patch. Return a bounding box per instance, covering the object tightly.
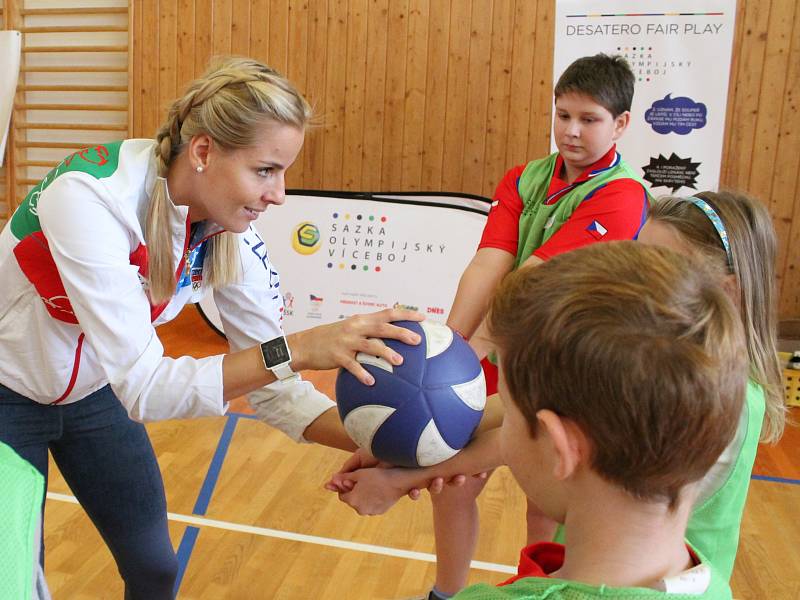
[586,220,608,240]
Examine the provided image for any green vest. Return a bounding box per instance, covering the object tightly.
[686,379,765,581]
[454,546,731,599]
[514,152,645,268]
[0,442,45,600]
[455,576,731,599]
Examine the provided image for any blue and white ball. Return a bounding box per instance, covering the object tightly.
[336,320,486,467]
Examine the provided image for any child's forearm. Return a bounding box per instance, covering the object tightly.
[447,249,515,338]
[392,427,504,491]
[303,407,358,451]
[329,428,505,516]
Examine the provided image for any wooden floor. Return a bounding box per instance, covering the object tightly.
[43,307,800,599]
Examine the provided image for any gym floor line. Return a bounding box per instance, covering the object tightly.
[161,410,515,595]
[179,407,799,597]
[44,492,518,575]
[93,405,800,597]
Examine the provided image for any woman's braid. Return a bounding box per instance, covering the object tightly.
[153,66,271,174]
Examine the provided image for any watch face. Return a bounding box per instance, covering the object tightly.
[262,337,291,366]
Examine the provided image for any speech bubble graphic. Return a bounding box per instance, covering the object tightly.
[645,94,707,135]
[642,153,701,192]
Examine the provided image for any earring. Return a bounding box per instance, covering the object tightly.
[196,165,204,173]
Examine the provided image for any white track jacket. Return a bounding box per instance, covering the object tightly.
[0,139,334,440]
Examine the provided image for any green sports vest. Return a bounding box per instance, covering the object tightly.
[454,547,731,599]
[685,379,765,581]
[455,575,731,599]
[0,442,45,600]
[514,152,645,268]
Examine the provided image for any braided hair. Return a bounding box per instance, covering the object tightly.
[147,57,312,304]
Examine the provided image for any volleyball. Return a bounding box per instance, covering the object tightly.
[336,320,486,467]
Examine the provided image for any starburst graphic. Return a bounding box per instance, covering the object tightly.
[642,153,701,192]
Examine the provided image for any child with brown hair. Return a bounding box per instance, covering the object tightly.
[452,240,745,599]
[332,53,650,600]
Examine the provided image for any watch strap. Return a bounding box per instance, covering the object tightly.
[271,361,298,382]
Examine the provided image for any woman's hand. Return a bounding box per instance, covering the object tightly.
[288,308,423,385]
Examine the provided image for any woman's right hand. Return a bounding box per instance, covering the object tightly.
[287,308,424,385]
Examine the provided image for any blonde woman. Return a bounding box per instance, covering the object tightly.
[0,57,421,599]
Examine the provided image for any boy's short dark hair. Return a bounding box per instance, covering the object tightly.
[554,54,635,117]
[487,241,747,509]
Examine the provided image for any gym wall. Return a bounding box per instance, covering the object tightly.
[3,0,799,318]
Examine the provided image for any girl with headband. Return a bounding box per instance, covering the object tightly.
[637,190,784,579]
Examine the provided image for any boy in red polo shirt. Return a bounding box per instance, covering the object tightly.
[449,53,648,380]
[329,55,651,600]
[433,54,649,600]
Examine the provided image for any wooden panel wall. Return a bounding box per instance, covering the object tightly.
[721,0,800,319]
[136,1,800,319]
[131,0,555,196]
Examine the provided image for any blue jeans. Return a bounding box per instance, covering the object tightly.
[0,383,178,599]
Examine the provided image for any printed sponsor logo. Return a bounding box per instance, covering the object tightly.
[283,291,295,317]
[326,212,448,272]
[292,222,321,255]
[393,301,419,312]
[614,46,696,84]
[306,292,324,320]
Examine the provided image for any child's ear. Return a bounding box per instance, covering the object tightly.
[612,111,631,140]
[537,409,586,480]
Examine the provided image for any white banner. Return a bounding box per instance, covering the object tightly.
[0,31,22,166]
[553,1,736,195]
[198,192,490,336]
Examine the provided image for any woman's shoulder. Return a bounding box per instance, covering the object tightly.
[33,140,159,232]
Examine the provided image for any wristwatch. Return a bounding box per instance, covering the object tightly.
[260,335,298,382]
